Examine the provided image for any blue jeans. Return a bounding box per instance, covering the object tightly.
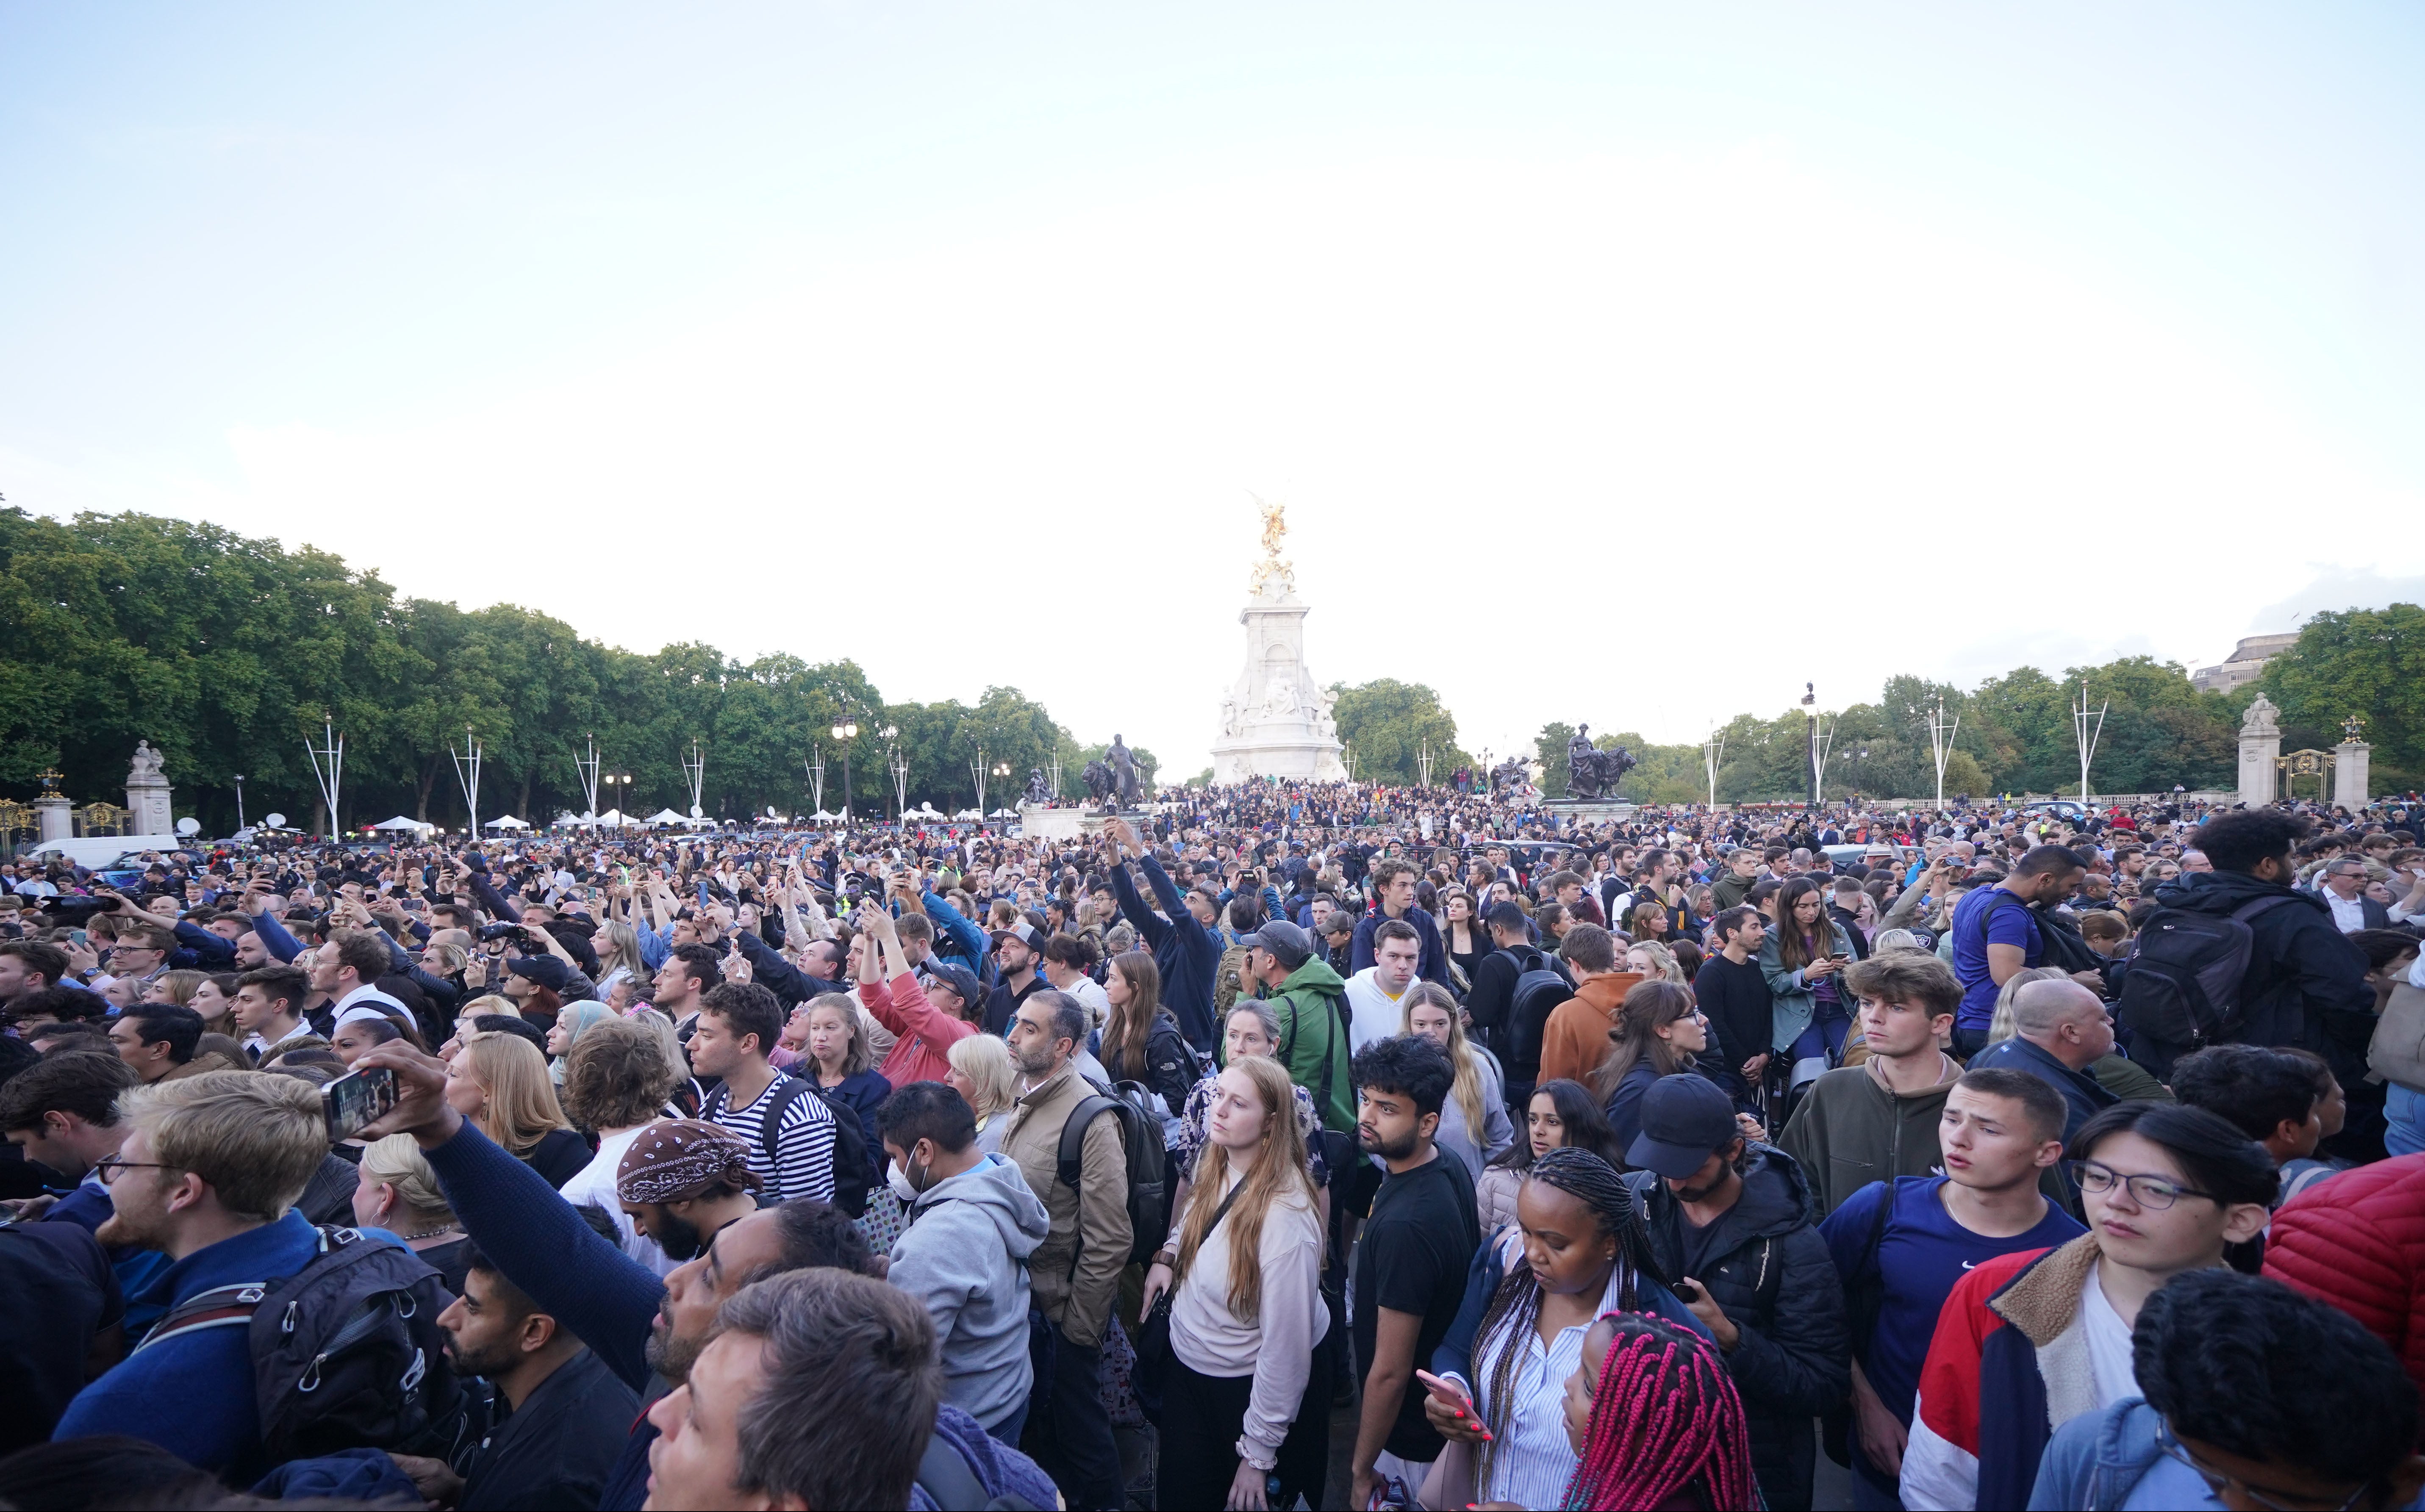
[2387,1084,2425,1158]
[984,1396,1028,1448]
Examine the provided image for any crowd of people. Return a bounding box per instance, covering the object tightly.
[2,776,2424,1511]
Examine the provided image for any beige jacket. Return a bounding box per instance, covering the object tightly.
[999,1063,1132,1349]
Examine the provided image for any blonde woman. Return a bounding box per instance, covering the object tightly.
[588,919,653,1001]
[1403,981,1515,1179]
[1140,1056,1329,1510]
[446,1033,591,1188]
[140,969,205,1008]
[442,994,521,1060]
[1623,939,1686,985]
[353,1133,472,1293]
[946,1033,1020,1156]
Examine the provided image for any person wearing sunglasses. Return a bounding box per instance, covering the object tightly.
[1900,1101,2277,1511]
[2030,1268,2424,1512]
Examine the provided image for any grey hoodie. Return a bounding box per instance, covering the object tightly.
[888,1151,1052,1430]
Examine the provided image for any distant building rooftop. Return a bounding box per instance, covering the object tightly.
[2192,631,2298,695]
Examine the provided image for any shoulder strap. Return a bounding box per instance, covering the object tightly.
[753,1077,818,1168]
[136,1281,272,1353]
[1171,1177,1249,1288]
[1057,1094,1118,1192]
[2229,894,2298,925]
[914,1427,1004,1511]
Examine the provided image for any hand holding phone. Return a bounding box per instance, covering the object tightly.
[1414,1369,1490,1443]
[322,1064,400,1142]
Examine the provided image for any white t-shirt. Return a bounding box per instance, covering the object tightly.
[2077,1264,2140,1408]
[558,1124,678,1277]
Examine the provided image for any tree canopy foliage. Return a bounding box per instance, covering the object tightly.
[1330,679,1471,786]
[0,508,1106,831]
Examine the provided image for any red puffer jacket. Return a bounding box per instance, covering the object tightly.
[2263,1153,2425,1409]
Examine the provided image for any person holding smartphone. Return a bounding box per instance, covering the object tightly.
[1762,878,1859,1112]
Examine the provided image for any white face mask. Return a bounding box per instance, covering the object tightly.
[887,1155,927,1205]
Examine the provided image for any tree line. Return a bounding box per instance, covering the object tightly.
[1328,609,2420,804]
[0,508,1150,834]
[3,507,2413,829]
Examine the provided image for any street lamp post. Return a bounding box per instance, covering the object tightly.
[1800,683,1817,809]
[831,719,858,817]
[883,725,907,819]
[233,774,246,831]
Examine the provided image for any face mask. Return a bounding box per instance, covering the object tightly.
[888,1154,930,1205]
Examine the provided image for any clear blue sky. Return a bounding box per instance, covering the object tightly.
[6,3,2421,768]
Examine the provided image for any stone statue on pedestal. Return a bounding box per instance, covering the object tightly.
[1081,760,1115,807]
[130,741,165,782]
[1024,769,1051,807]
[1108,735,1141,808]
[1565,724,1639,802]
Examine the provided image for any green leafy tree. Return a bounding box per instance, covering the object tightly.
[1332,680,1468,786]
[2262,604,2425,795]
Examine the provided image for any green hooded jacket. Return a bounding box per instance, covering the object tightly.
[1265,955,1354,1131]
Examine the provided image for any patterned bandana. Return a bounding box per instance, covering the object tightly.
[616,1119,761,1205]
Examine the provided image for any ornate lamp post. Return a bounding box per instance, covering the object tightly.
[830,719,858,816]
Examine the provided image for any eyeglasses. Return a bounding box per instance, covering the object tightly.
[2070,1159,2216,1210]
[2156,1423,2377,1512]
[93,1155,176,1185]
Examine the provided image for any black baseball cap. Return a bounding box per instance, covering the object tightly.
[504,955,572,993]
[923,962,982,1008]
[1626,1074,1740,1180]
[1237,918,1313,969]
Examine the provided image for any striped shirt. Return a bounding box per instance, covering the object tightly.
[704,1071,838,1205]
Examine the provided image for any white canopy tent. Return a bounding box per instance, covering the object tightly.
[484,815,530,830]
[990,808,1018,819]
[954,808,983,820]
[642,808,692,827]
[369,815,434,833]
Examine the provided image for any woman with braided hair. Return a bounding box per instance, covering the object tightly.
[1557,1310,1760,1511]
[1422,1147,1707,1508]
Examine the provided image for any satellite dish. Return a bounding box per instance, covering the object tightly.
[264,812,288,829]
[689,804,704,819]
[175,817,200,836]
[766,806,778,819]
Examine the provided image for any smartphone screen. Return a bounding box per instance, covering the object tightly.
[322,1065,398,1142]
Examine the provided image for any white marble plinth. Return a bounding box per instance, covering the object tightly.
[1210,588,1347,783]
[1018,806,1083,842]
[127,777,175,837]
[2336,742,2371,809]
[35,796,72,843]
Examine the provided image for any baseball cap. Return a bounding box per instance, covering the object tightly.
[990,920,1041,952]
[1237,918,1313,968]
[924,962,982,1007]
[1626,1074,1741,1180]
[504,955,572,994]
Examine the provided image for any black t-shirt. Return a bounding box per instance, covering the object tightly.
[522,1127,597,1191]
[1693,954,1774,1068]
[1352,1146,1480,1461]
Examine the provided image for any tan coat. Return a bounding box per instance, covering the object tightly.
[999,1063,1131,1349]
[1537,972,1642,1090]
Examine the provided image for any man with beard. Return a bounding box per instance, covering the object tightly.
[50,1072,334,1480]
[388,1244,638,1511]
[1345,1034,1477,1511]
[343,1039,1040,1510]
[998,991,1130,1510]
[614,1120,763,1267]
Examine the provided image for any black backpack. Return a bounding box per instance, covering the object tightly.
[2112,894,2297,1050]
[704,1077,873,1218]
[1056,1078,1167,1267]
[135,1226,476,1467]
[1973,892,2104,976]
[1498,946,1573,1074]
